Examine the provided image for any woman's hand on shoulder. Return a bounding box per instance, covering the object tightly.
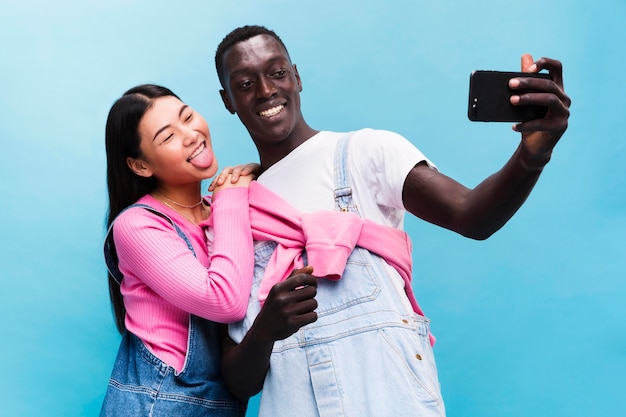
[209,163,260,192]
[211,173,252,193]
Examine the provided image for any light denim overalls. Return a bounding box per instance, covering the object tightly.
[229,136,446,417]
[101,204,246,417]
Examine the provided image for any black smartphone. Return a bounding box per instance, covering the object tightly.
[467,70,551,122]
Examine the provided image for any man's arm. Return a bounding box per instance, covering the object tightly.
[220,267,318,400]
[403,55,570,240]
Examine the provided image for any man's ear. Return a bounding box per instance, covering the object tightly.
[220,90,236,114]
[293,64,303,92]
[126,157,153,178]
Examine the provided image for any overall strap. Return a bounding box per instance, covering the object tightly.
[333,133,360,215]
[104,203,196,285]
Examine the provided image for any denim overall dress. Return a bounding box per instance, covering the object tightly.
[229,136,446,416]
[100,204,246,417]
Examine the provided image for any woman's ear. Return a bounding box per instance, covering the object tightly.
[126,157,153,178]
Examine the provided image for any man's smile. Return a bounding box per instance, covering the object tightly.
[258,104,285,118]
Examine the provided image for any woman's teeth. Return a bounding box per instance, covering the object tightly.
[187,142,205,161]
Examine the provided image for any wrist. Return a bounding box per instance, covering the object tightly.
[246,321,275,350]
[518,144,551,171]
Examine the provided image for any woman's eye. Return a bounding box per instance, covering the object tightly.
[161,133,174,143]
[185,112,193,122]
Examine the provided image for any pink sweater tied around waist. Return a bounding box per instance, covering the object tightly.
[247,182,435,346]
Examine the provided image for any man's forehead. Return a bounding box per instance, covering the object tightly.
[224,35,290,69]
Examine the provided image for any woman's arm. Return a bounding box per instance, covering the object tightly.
[114,187,254,322]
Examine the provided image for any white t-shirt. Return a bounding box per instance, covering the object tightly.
[258,128,434,230]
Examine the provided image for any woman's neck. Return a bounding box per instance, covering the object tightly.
[152,183,209,225]
[153,183,203,208]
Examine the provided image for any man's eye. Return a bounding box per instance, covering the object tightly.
[273,70,287,77]
[239,80,253,89]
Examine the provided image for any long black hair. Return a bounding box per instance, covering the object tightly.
[104,84,179,333]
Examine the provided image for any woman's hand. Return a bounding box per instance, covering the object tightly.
[211,173,253,194]
[209,163,260,192]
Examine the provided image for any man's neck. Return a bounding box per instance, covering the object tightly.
[257,127,319,171]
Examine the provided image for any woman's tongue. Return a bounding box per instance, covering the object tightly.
[188,145,214,169]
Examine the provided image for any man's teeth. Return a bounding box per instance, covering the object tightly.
[259,105,284,117]
[188,142,205,161]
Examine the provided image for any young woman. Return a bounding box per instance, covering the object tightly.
[100,84,253,417]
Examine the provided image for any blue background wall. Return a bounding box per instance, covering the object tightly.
[1,1,624,415]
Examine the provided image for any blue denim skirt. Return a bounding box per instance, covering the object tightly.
[100,315,246,417]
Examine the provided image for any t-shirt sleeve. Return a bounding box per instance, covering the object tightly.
[352,128,436,210]
[112,188,253,322]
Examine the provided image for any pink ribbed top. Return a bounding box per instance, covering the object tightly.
[112,188,253,372]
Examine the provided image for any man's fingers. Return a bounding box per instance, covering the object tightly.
[293,311,318,327]
[290,265,314,277]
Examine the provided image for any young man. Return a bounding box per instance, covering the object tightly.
[214,25,570,416]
